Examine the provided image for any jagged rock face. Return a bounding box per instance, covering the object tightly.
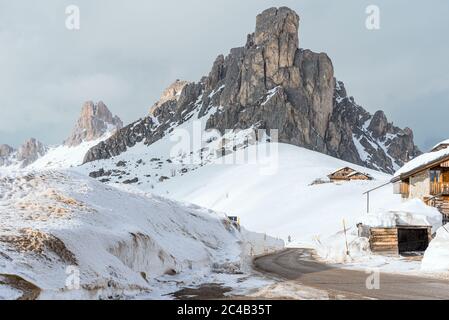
[0,144,16,166]
[64,101,123,147]
[0,144,15,158]
[0,139,48,168]
[149,80,189,115]
[330,81,421,172]
[84,7,420,174]
[17,138,48,167]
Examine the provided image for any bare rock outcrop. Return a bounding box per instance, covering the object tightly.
[17,138,48,167]
[0,139,47,168]
[0,144,16,166]
[83,7,420,173]
[149,80,189,115]
[64,101,123,147]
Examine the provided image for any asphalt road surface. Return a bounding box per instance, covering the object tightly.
[254,249,449,300]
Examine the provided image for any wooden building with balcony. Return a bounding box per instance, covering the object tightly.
[392,149,449,225]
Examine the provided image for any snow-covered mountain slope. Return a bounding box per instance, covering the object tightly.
[0,101,122,173]
[78,137,402,247]
[149,144,403,245]
[0,135,115,176]
[0,171,282,299]
[0,139,48,170]
[26,134,115,171]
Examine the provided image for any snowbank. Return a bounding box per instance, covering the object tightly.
[422,224,449,272]
[0,171,283,299]
[361,199,442,231]
[313,228,370,264]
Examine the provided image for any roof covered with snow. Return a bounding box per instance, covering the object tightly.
[328,166,355,176]
[347,171,371,178]
[361,199,442,230]
[432,139,449,151]
[393,147,449,181]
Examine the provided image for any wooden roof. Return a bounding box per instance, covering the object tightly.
[328,167,355,176]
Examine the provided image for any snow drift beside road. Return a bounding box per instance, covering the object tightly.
[422,224,449,272]
[0,171,283,299]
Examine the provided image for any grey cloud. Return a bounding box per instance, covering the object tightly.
[0,0,448,151]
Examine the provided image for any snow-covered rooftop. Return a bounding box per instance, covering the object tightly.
[328,166,355,176]
[393,147,449,179]
[432,139,449,151]
[347,171,370,178]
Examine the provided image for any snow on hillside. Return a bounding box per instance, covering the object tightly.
[0,171,282,299]
[147,143,400,246]
[78,139,402,261]
[0,133,115,176]
[27,135,114,171]
[74,105,399,248]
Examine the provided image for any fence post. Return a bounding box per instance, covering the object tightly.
[343,219,350,256]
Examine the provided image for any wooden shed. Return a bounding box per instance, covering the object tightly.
[369,226,432,255]
[328,167,372,182]
[328,167,356,181]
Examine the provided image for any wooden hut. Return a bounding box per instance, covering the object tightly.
[328,167,372,182]
[369,226,432,255]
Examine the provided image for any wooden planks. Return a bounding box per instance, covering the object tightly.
[369,228,399,254]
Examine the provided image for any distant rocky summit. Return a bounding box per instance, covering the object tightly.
[16,138,48,167]
[0,144,16,167]
[64,101,123,147]
[149,80,189,115]
[0,101,122,169]
[83,7,420,173]
[0,138,47,168]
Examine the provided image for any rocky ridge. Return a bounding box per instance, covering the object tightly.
[81,7,420,173]
[0,138,48,168]
[0,101,122,169]
[64,101,123,147]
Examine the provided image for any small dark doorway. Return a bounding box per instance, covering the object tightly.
[398,228,429,253]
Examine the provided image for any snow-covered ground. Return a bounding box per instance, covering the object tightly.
[0,170,283,299]
[78,136,446,273]
[27,136,113,171]
[145,144,400,247]
[422,224,449,273]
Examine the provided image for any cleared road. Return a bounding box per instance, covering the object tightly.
[254,249,449,300]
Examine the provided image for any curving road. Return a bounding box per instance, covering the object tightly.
[254,249,449,300]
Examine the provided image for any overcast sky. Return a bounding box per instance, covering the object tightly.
[1,0,448,150]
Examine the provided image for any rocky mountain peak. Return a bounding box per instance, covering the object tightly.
[17,138,48,167]
[254,7,299,53]
[0,144,15,157]
[0,144,16,166]
[83,7,421,174]
[368,110,389,138]
[150,80,190,115]
[64,101,123,147]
